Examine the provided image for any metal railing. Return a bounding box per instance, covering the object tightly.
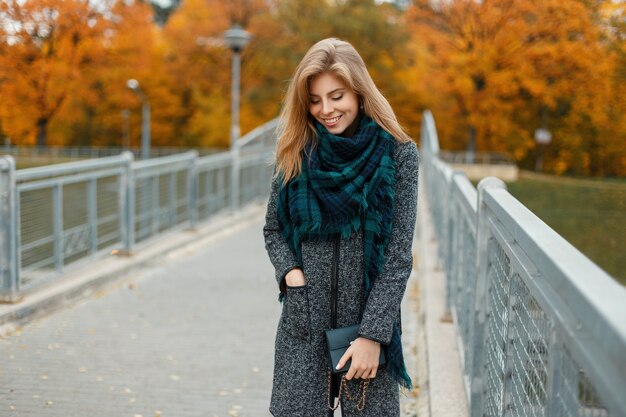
[420,110,626,417]
[0,144,221,160]
[0,119,277,302]
[439,150,516,166]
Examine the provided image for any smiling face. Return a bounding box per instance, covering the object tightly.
[309,72,360,136]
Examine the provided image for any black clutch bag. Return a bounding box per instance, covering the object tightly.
[324,324,386,374]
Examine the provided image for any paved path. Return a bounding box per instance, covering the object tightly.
[0,218,280,417]
[0,212,425,417]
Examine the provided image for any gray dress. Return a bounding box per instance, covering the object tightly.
[263,140,419,417]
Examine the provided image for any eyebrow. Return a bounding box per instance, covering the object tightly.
[309,88,346,97]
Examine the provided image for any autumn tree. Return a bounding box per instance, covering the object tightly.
[160,0,233,148]
[593,0,626,175]
[62,0,183,148]
[243,0,411,134]
[405,0,618,174]
[0,0,107,146]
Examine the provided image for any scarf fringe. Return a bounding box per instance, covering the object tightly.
[386,323,413,390]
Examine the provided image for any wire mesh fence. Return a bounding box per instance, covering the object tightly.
[420,110,626,417]
[0,120,276,301]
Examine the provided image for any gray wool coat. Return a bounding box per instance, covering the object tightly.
[263,140,419,417]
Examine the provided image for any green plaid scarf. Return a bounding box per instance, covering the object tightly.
[276,116,412,389]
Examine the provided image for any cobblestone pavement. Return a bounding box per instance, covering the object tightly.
[0,217,421,417]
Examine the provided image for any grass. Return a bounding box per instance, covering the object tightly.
[506,172,625,285]
[14,157,85,170]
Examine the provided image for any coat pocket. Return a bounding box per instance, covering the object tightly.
[284,285,311,342]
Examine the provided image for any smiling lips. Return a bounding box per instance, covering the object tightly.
[323,115,342,126]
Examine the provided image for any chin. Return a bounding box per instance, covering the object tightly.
[328,126,345,134]
[325,122,349,134]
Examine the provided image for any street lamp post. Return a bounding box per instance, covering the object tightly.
[223,24,251,211]
[126,79,151,160]
[534,128,552,172]
[534,107,552,172]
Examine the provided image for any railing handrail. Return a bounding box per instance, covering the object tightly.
[0,121,278,302]
[14,153,132,182]
[238,118,278,149]
[483,186,626,412]
[0,144,221,156]
[420,109,626,416]
[421,110,440,155]
[439,150,515,165]
[132,150,198,170]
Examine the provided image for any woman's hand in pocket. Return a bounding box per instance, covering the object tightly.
[285,268,305,287]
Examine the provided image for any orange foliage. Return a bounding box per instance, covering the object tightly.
[0,0,107,146]
[0,0,623,175]
[405,0,624,175]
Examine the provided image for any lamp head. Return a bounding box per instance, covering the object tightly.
[126,79,139,91]
[223,24,252,53]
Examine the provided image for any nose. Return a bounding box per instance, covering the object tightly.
[321,99,334,115]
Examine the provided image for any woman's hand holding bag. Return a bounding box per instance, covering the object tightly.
[336,337,381,380]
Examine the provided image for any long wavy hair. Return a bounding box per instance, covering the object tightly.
[275,38,411,184]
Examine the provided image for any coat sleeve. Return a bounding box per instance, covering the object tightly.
[358,140,419,345]
[263,173,301,290]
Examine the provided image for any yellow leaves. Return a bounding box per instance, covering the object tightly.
[0,0,622,175]
[0,0,108,145]
[403,0,624,175]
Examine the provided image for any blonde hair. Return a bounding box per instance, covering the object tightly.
[275,38,411,184]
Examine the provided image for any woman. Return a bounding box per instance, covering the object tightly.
[263,38,419,416]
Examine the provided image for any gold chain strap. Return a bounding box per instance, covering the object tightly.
[327,370,371,412]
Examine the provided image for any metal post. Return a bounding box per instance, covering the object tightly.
[151,175,159,236]
[217,167,226,210]
[53,183,64,272]
[545,327,563,416]
[470,176,507,417]
[230,50,241,212]
[502,277,517,417]
[168,171,176,228]
[120,151,135,255]
[0,156,20,302]
[187,151,198,229]
[126,79,150,160]
[88,178,98,255]
[142,101,151,160]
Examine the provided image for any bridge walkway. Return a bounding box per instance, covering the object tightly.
[0,197,460,417]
